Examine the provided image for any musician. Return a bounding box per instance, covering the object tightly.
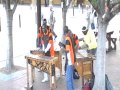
[38,19,54,83]
[64,26,75,90]
[68,30,80,53]
[38,19,51,49]
[81,26,97,55]
[48,6,57,40]
[68,30,80,79]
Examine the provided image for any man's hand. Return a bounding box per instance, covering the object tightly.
[44,43,51,53]
[85,44,88,48]
[79,38,83,41]
[45,49,48,53]
[58,42,65,48]
[42,45,45,51]
[80,44,88,49]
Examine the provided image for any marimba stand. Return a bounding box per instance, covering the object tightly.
[74,53,94,89]
[25,54,58,90]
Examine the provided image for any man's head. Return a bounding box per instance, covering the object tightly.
[82,26,88,35]
[50,6,53,11]
[68,29,72,37]
[43,19,47,25]
[42,19,47,32]
[64,26,69,35]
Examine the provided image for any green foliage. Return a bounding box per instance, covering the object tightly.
[90,0,105,14]
[91,0,98,8]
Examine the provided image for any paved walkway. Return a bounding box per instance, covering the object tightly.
[106,41,120,90]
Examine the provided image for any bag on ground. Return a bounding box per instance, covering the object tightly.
[89,72,95,90]
[105,74,113,90]
[73,68,80,79]
[91,23,95,30]
[83,81,90,90]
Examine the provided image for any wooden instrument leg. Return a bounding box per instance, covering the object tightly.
[26,59,30,89]
[33,67,35,82]
[50,65,52,90]
[31,66,35,83]
[26,60,33,90]
[49,64,57,89]
[52,64,56,89]
[53,76,56,89]
[82,76,84,90]
[59,54,62,77]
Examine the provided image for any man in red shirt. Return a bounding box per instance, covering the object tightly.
[38,19,55,83]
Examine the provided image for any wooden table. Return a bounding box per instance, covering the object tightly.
[25,54,58,90]
[106,31,117,51]
[74,53,94,88]
[94,31,117,52]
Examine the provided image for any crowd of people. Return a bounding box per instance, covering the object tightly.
[37,5,97,90]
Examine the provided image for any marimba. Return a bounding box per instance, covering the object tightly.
[25,54,58,90]
[30,50,62,76]
[74,53,94,88]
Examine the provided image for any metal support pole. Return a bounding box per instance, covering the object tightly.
[19,14,21,28]
[36,0,41,47]
[0,17,1,32]
[37,0,41,32]
[73,6,74,16]
[26,59,30,90]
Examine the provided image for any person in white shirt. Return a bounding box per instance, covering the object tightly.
[48,6,57,39]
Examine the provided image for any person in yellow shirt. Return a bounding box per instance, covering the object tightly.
[81,26,97,55]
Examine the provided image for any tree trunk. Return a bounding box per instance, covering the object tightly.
[0,17,1,32]
[60,2,68,57]
[6,9,14,72]
[62,8,67,31]
[93,15,108,90]
[61,3,67,44]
